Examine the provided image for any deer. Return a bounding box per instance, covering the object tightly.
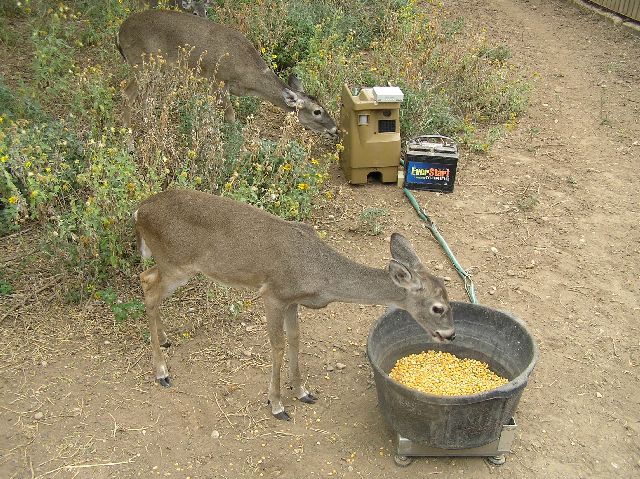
[116,9,338,139]
[144,0,210,17]
[134,189,455,420]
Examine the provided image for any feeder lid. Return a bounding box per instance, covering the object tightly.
[372,86,404,103]
[406,135,458,154]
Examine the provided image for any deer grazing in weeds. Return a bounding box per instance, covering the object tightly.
[134,189,455,420]
[117,10,338,139]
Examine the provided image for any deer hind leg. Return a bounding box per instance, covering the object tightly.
[264,296,290,420]
[140,264,190,387]
[284,305,317,404]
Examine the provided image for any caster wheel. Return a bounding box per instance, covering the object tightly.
[486,454,506,466]
[394,455,413,467]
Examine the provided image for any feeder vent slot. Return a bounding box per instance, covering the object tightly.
[378,119,396,133]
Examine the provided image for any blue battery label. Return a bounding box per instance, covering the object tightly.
[406,161,452,185]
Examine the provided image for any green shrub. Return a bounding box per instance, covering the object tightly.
[129,49,332,220]
[2,43,335,290]
[95,287,145,322]
[295,0,528,148]
[0,115,84,234]
[355,207,388,236]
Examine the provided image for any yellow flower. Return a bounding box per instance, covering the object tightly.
[324,191,334,200]
[0,155,7,163]
[24,161,32,169]
[30,190,39,198]
[297,183,309,191]
[8,196,18,204]
[187,149,197,159]
[0,116,4,124]
[194,176,202,185]
[310,158,319,166]
[281,163,292,172]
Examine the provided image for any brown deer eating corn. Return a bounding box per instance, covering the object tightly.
[134,189,454,420]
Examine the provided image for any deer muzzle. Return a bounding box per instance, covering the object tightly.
[434,328,456,342]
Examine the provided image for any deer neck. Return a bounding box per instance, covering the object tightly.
[257,69,297,112]
[324,260,406,307]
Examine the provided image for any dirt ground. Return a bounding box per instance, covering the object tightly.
[1,0,639,478]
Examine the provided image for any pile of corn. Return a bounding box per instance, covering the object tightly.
[389,350,509,396]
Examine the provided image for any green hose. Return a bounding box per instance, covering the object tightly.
[402,187,478,304]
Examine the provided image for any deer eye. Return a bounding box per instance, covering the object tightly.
[313,109,322,116]
[432,304,445,315]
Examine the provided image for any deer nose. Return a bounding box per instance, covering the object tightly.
[435,328,455,341]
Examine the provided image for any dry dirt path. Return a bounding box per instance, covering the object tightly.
[1,1,639,478]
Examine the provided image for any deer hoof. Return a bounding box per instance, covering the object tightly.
[273,410,291,421]
[299,393,318,404]
[157,376,171,388]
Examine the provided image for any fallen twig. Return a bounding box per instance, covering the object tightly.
[0,225,34,242]
[34,457,136,479]
[213,391,234,427]
[1,248,40,265]
[564,355,589,365]
[0,274,62,324]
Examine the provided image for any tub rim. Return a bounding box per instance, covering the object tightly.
[366,301,539,405]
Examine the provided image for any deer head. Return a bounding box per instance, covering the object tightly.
[388,233,455,341]
[283,75,338,139]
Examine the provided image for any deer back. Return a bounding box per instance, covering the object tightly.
[135,190,333,295]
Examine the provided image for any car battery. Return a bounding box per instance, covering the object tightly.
[404,135,459,193]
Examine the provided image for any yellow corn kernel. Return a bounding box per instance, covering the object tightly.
[389,350,508,396]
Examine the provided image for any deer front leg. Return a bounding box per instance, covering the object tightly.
[284,305,317,404]
[264,297,289,420]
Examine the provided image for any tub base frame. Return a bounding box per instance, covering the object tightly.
[393,417,517,467]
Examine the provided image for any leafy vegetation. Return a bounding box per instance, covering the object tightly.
[354,208,389,236]
[0,0,528,302]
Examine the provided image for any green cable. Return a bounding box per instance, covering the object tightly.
[402,187,478,304]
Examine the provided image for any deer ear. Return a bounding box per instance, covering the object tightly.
[283,88,304,108]
[390,233,422,269]
[287,74,305,93]
[389,260,422,291]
